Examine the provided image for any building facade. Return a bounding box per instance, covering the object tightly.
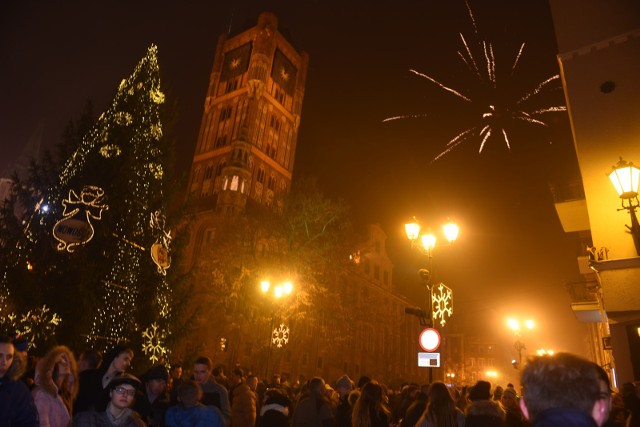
[549,0,640,385]
[184,12,309,266]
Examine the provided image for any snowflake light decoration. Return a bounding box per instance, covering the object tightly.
[0,305,62,348]
[432,283,453,327]
[141,322,168,363]
[272,323,289,348]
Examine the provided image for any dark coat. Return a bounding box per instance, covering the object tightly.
[0,352,39,427]
[72,410,145,427]
[465,399,507,427]
[164,404,225,427]
[531,407,597,427]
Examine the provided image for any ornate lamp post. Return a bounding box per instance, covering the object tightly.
[260,279,293,379]
[507,318,534,368]
[405,217,459,327]
[609,158,640,255]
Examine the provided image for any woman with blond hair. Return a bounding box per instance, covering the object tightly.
[352,381,392,427]
[32,345,79,427]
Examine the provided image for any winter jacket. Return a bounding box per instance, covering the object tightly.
[72,409,145,427]
[465,399,507,427]
[199,377,231,426]
[164,403,225,427]
[531,407,598,427]
[0,351,39,427]
[32,346,78,427]
[258,404,290,427]
[231,383,256,427]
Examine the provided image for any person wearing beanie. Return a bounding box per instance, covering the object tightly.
[134,365,170,427]
[74,345,134,414]
[72,373,145,427]
[465,380,506,427]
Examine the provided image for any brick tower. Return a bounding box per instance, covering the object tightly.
[184,12,308,264]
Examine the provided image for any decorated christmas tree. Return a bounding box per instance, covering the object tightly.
[0,45,172,361]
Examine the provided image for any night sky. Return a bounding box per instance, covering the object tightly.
[1,0,589,370]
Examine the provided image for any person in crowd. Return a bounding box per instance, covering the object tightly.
[32,346,78,427]
[415,381,465,427]
[165,380,224,427]
[229,368,256,427]
[335,375,354,427]
[393,383,419,423]
[168,364,183,403]
[501,387,525,427]
[72,373,145,427]
[192,356,230,426]
[14,336,36,389]
[134,365,170,427]
[621,382,640,427]
[519,352,611,427]
[292,377,335,427]
[402,391,428,427]
[74,345,134,414]
[465,380,506,427]
[493,386,504,402]
[257,388,291,427]
[0,335,39,427]
[351,381,391,427]
[77,350,102,374]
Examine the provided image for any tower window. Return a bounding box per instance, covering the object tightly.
[257,168,266,184]
[268,175,276,191]
[220,106,233,121]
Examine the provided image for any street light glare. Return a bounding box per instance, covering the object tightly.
[261,280,270,293]
[525,319,535,330]
[283,281,293,294]
[507,318,520,331]
[421,233,436,251]
[443,222,459,243]
[274,286,284,298]
[405,219,421,241]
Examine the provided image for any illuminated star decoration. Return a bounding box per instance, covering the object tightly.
[432,282,453,327]
[272,323,290,348]
[141,322,168,363]
[384,0,566,161]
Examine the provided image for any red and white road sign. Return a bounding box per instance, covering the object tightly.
[419,328,441,352]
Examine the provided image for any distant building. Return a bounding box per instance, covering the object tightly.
[549,0,640,384]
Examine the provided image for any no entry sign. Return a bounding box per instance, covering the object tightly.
[419,328,441,352]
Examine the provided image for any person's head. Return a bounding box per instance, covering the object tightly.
[520,352,610,427]
[108,373,141,410]
[170,364,182,380]
[309,377,326,397]
[428,381,455,407]
[357,375,371,390]
[0,336,15,378]
[501,387,519,411]
[468,380,492,401]
[247,375,258,391]
[143,365,168,396]
[78,348,102,372]
[103,345,133,374]
[594,364,612,424]
[178,380,203,407]
[193,356,212,384]
[231,368,244,385]
[336,374,353,397]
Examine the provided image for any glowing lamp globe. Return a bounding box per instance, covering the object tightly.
[609,158,640,199]
[405,218,421,241]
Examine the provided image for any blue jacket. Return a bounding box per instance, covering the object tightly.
[533,407,598,427]
[165,404,224,427]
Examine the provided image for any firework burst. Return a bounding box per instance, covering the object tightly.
[384,1,566,161]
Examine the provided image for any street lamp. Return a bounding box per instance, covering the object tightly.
[404,217,459,327]
[260,279,293,378]
[609,158,640,255]
[507,317,534,368]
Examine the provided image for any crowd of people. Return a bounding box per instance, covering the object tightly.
[2,335,640,427]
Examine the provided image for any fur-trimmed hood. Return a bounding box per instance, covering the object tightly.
[466,399,506,419]
[34,345,78,401]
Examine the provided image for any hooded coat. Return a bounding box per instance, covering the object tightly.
[231,383,256,427]
[0,350,39,427]
[32,346,79,427]
[465,399,507,427]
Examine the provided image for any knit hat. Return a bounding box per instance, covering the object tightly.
[469,380,492,401]
[108,373,141,390]
[336,374,353,391]
[142,365,169,382]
